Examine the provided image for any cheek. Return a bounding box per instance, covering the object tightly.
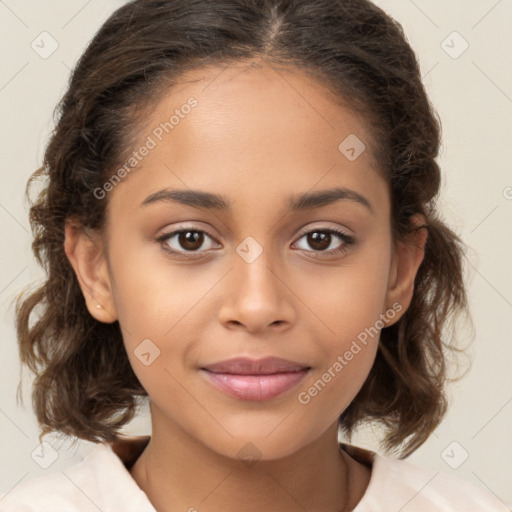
[294,236,391,391]
[108,233,211,337]
[296,275,386,416]
[298,234,392,336]
[108,246,217,396]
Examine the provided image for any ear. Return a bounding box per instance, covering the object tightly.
[384,214,428,326]
[63,219,118,323]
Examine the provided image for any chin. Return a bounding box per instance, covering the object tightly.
[196,422,321,463]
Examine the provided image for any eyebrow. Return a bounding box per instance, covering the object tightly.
[140,186,373,214]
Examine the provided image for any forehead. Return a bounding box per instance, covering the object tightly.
[156,60,374,160]
[106,59,388,218]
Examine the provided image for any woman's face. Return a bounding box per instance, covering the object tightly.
[81,60,412,460]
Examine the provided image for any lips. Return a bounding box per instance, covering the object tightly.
[200,357,311,401]
[201,356,310,375]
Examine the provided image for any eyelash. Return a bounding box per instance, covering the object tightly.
[156,226,355,259]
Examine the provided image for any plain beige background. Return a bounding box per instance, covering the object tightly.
[0,0,511,508]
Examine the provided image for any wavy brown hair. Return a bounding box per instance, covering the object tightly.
[14,0,471,457]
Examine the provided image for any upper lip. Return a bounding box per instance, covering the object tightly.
[201,357,310,375]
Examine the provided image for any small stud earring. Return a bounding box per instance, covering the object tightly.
[96,304,102,309]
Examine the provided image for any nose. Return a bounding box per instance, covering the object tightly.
[217,244,296,334]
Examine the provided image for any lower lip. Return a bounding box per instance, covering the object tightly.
[200,369,310,401]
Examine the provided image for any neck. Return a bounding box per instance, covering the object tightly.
[129,406,370,512]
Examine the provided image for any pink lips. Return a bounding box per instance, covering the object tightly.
[200,357,310,401]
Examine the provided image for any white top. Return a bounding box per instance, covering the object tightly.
[0,435,508,511]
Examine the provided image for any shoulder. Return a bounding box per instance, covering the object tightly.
[0,440,154,512]
[0,468,82,511]
[374,454,508,511]
[0,443,112,511]
[342,443,509,511]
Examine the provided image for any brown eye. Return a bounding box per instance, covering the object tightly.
[306,231,331,251]
[157,228,218,256]
[294,228,355,256]
[177,230,204,251]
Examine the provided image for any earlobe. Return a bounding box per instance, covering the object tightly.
[63,220,118,323]
[384,214,428,326]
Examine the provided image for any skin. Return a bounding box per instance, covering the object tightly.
[64,59,427,511]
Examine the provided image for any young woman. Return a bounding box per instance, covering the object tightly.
[1,0,507,510]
